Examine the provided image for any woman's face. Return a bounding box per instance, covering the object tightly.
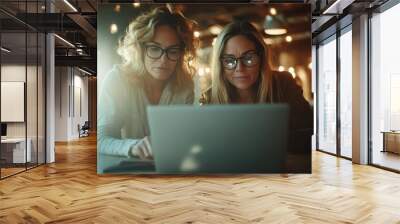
[144,25,182,81]
[221,35,260,91]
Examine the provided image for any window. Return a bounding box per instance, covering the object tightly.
[339,28,352,158]
[371,2,400,171]
[317,36,337,154]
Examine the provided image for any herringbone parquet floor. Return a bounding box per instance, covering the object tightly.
[1,135,400,224]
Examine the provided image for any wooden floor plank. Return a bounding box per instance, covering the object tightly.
[0,135,399,223]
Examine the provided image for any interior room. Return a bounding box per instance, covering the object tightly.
[0,0,399,223]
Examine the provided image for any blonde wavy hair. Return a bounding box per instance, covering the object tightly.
[117,6,196,91]
[210,21,273,104]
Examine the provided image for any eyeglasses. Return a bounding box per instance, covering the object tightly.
[144,44,183,61]
[220,51,260,70]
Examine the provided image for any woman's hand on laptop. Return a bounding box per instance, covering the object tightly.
[129,136,153,160]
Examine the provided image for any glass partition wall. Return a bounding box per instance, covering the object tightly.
[317,35,337,155]
[339,27,352,159]
[316,25,353,159]
[370,2,400,171]
[316,0,400,172]
[0,1,46,179]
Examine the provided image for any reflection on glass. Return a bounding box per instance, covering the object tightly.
[340,29,352,158]
[371,3,400,171]
[38,33,46,165]
[318,37,337,154]
[180,144,203,172]
[1,32,27,177]
[27,32,38,169]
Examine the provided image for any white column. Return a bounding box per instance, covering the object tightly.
[46,33,55,163]
[45,1,55,163]
[352,14,369,164]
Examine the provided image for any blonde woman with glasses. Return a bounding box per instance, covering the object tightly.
[98,7,196,159]
[203,21,313,167]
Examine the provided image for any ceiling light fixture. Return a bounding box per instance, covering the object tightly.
[1,47,11,53]
[78,67,92,76]
[264,15,287,36]
[54,34,75,48]
[63,0,78,12]
[323,0,355,15]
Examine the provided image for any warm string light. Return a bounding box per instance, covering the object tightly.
[110,24,118,34]
[270,8,277,15]
[288,67,296,78]
[114,4,121,12]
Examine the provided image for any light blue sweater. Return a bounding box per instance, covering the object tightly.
[98,66,194,157]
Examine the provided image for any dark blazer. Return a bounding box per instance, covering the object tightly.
[270,71,313,155]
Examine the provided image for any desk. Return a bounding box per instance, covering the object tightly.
[382,131,400,154]
[1,138,31,163]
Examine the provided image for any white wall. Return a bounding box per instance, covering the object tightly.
[1,63,46,164]
[55,67,69,141]
[1,65,37,137]
[55,67,89,141]
[73,73,89,137]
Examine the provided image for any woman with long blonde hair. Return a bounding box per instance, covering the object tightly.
[205,20,313,164]
[99,6,196,159]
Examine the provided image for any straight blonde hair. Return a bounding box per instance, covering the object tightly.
[210,21,273,103]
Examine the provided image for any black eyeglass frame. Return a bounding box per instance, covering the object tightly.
[220,50,261,70]
[143,44,184,61]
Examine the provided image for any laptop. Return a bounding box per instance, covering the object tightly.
[146,104,289,174]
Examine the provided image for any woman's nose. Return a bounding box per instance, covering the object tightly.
[159,52,169,62]
[235,60,245,72]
